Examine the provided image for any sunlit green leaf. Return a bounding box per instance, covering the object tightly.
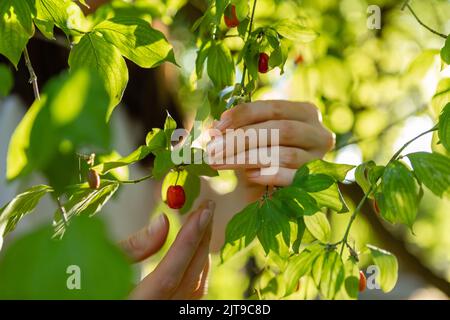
[94,16,176,68]
[207,41,235,89]
[295,160,354,182]
[441,36,450,64]
[367,244,398,293]
[408,152,450,198]
[54,180,119,236]
[304,212,331,243]
[284,244,322,296]
[438,103,450,152]
[312,249,345,299]
[69,33,128,116]
[377,161,419,228]
[275,19,318,43]
[7,69,111,181]
[0,185,53,249]
[0,0,34,67]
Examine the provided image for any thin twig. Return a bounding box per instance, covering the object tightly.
[117,174,154,184]
[402,2,447,39]
[23,47,40,100]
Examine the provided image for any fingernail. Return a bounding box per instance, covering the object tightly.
[198,209,213,230]
[214,117,232,131]
[149,214,166,234]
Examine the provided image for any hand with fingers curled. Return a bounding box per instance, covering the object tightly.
[120,200,215,300]
[207,100,335,187]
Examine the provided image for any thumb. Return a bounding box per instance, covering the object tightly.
[119,214,169,263]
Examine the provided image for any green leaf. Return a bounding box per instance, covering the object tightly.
[161,170,200,214]
[378,161,419,228]
[163,111,177,147]
[284,244,322,296]
[153,149,175,180]
[431,78,450,117]
[54,180,120,235]
[92,129,166,176]
[207,42,235,89]
[438,103,450,152]
[441,36,450,64]
[93,146,152,175]
[0,185,53,249]
[257,199,291,255]
[295,160,354,183]
[367,244,398,293]
[312,249,345,299]
[273,187,320,216]
[408,152,450,198]
[304,212,331,243]
[231,0,249,21]
[215,0,230,23]
[309,183,349,213]
[146,128,167,148]
[223,201,260,249]
[0,216,133,299]
[275,19,318,43]
[0,63,13,96]
[0,0,34,67]
[94,16,176,68]
[355,161,376,194]
[7,69,111,181]
[340,258,360,300]
[293,174,335,193]
[184,163,218,177]
[69,33,129,116]
[35,0,87,37]
[196,41,211,79]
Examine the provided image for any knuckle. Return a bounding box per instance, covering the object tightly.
[158,276,178,295]
[303,102,320,121]
[280,121,294,140]
[283,148,299,167]
[270,101,284,119]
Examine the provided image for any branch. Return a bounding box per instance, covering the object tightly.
[337,126,438,253]
[23,47,40,100]
[401,1,447,39]
[117,174,153,184]
[341,183,450,297]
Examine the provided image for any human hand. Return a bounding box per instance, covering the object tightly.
[120,200,215,300]
[207,100,335,187]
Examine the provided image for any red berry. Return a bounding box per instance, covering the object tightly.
[258,52,269,73]
[167,185,186,209]
[359,271,366,292]
[294,54,304,65]
[88,169,100,190]
[224,5,239,28]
